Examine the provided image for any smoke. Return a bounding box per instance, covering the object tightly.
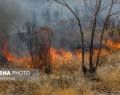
[0,0,31,57]
[0,0,30,39]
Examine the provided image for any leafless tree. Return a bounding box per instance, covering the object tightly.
[50,0,120,78]
[15,16,51,74]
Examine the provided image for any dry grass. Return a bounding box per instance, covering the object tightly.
[97,63,120,91]
[0,49,120,95]
[52,88,79,95]
[106,28,120,41]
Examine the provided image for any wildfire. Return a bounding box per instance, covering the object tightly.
[105,39,120,48]
[2,42,31,63]
[2,39,120,68]
[74,50,82,57]
[50,47,74,67]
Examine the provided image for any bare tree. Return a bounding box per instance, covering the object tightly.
[16,16,51,74]
[51,0,120,78]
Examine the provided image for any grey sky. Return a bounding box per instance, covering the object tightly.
[0,0,119,29]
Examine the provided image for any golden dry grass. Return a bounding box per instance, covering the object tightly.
[0,48,120,95]
[52,88,79,95]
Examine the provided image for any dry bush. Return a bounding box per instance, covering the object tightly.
[97,57,120,91]
[97,55,108,67]
[98,49,120,66]
[95,49,120,91]
[107,28,120,41]
[53,64,80,75]
[98,66,120,91]
[0,81,10,95]
[0,81,41,95]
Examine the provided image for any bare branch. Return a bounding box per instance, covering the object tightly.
[95,0,115,70]
[55,0,85,70]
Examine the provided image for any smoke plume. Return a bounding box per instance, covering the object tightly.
[0,0,30,39]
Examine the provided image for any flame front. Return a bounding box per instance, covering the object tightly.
[2,42,31,63]
[2,39,120,68]
[50,47,74,68]
[105,39,120,48]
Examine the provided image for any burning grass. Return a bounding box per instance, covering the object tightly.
[0,39,120,95]
[2,39,120,69]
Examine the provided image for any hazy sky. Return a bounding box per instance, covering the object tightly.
[19,0,120,25]
[0,0,119,29]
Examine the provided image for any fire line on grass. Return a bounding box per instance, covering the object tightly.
[2,39,120,68]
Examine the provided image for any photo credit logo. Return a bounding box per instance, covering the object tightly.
[0,69,39,81]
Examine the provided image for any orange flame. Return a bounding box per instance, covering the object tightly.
[74,50,82,57]
[2,42,31,63]
[2,39,120,68]
[105,39,120,48]
[50,47,75,67]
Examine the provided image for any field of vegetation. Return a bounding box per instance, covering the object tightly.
[0,36,120,95]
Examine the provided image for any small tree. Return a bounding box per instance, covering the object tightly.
[16,20,51,74]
